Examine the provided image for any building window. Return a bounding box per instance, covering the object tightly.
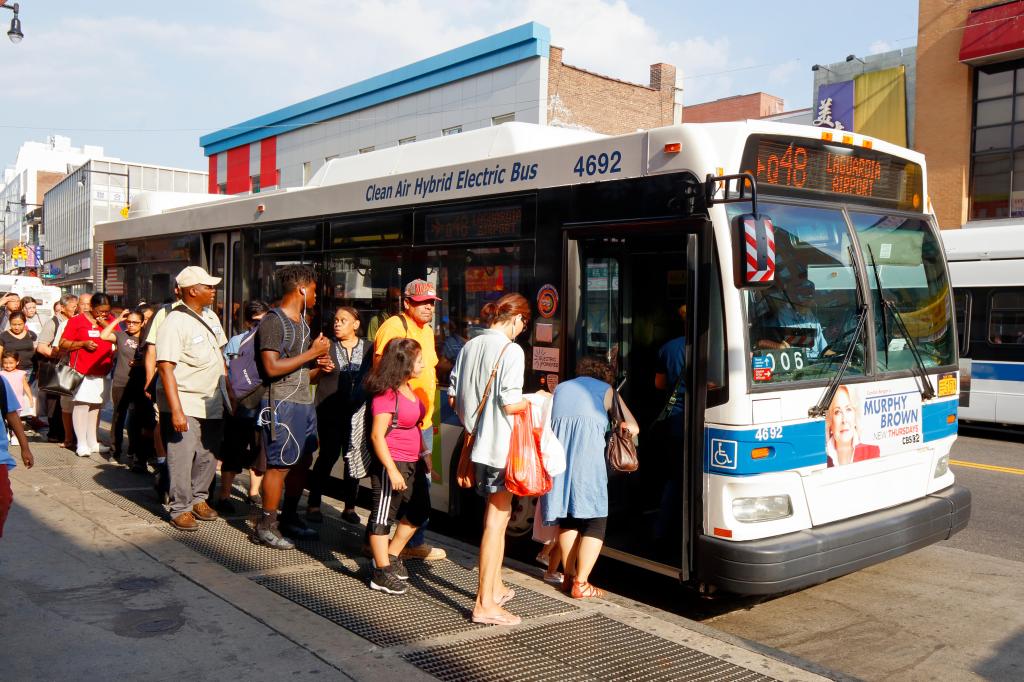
[250,175,261,194]
[970,61,1024,220]
[442,125,462,136]
[492,113,515,125]
[398,136,416,145]
[302,161,312,184]
[359,146,375,154]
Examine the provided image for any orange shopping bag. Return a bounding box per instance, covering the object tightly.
[504,405,552,497]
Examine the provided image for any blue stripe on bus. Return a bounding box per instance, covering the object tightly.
[970,361,1024,382]
[922,398,958,442]
[704,421,826,476]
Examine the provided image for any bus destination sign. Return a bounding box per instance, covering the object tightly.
[424,205,522,243]
[741,135,923,211]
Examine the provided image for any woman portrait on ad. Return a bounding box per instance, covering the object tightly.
[826,385,880,467]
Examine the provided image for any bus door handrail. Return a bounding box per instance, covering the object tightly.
[704,172,759,214]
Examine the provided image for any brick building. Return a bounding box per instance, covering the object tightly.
[682,92,785,123]
[916,0,1024,228]
[201,22,681,194]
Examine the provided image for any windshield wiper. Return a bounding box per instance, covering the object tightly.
[810,245,868,417]
[866,246,936,401]
[867,246,891,366]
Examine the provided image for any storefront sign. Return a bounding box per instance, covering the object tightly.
[536,284,558,318]
[533,347,559,373]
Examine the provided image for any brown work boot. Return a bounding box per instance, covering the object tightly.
[171,511,200,531]
[192,501,219,521]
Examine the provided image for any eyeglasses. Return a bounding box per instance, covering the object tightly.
[125,321,143,325]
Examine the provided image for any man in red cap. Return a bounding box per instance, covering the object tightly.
[371,278,445,561]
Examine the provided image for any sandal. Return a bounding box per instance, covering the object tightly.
[496,587,516,607]
[543,571,564,586]
[570,580,606,600]
[471,611,522,626]
[560,574,576,594]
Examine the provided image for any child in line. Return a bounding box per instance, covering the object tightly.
[365,337,431,596]
[0,351,33,421]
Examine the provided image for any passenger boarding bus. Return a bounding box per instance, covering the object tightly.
[95,121,970,594]
[943,224,1024,427]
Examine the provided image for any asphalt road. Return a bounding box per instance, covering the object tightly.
[676,429,1024,680]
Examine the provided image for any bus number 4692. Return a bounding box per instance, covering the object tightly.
[574,151,622,177]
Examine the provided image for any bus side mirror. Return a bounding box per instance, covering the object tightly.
[733,213,775,289]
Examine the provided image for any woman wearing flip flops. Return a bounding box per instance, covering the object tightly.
[541,356,638,599]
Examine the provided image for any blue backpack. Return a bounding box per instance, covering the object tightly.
[227,309,293,410]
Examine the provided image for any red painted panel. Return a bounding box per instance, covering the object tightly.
[226,145,250,194]
[208,154,218,193]
[260,137,277,188]
[960,1,1024,64]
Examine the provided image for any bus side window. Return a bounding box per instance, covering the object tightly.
[707,248,727,404]
[989,289,1024,345]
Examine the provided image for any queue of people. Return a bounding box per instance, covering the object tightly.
[2,265,653,628]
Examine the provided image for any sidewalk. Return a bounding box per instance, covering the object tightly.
[1,442,833,681]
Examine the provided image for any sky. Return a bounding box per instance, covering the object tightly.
[0,0,920,172]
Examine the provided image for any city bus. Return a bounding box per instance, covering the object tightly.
[94,121,970,595]
[943,224,1024,427]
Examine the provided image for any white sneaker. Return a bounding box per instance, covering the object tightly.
[93,444,110,454]
[75,450,92,457]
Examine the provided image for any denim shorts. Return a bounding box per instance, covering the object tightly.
[260,399,318,468]
[474,462,506,497]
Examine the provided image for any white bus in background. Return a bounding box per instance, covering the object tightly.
[0,275,62,321]
[943,224,1024,427]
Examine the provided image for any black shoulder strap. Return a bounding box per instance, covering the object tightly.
[399,314,409,337]
[170,305,220,342]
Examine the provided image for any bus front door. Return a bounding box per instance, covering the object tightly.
[565,224,703,579]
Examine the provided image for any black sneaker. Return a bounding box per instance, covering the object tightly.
[252,522,295,550]
[369,567,407,595]
[373,555,409,581]
[279,514,319,540]
[340,509,361,524]
[213,498,237,515]
[305,508,325,523]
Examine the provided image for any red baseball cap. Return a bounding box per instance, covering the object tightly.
[404,279,441,302]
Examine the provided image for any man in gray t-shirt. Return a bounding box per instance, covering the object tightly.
[252,265,328,549]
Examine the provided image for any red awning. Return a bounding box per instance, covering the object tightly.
[960,1,1024,64]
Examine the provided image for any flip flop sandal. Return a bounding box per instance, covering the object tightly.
[471,611,522,626]
[496,587,516,607]
[543,571,564,585]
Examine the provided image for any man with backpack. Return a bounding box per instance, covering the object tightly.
[156,267,229,532]
[253,265,329,549]
[213,300,269,513]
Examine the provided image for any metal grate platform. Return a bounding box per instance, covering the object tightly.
[157,518,331,573]
[405,614,777,682]
[43,464,153,491]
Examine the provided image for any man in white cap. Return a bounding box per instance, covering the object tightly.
[156,266,229,531]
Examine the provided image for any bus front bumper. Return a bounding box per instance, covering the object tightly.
[696,484,971,595]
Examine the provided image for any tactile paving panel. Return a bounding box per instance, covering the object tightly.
[408,560,578,620]
[157,516,362,574]
[26,447,99,469]
[43,464,153,491]
[255,565,485,647]
[405,614,776,682]
[91,488,166,523]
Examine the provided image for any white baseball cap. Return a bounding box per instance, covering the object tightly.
[175,265,221,288]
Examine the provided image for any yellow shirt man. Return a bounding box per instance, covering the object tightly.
[373,279,440,432]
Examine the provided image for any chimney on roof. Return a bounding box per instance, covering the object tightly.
[650,63,676,92]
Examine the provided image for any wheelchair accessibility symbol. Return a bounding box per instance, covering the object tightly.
[710,439,738,470]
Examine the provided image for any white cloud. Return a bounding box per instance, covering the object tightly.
[868,39,893,55]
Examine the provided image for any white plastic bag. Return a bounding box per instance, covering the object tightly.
[524,392,565,477]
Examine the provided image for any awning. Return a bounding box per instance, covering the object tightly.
[960,1,1024,65]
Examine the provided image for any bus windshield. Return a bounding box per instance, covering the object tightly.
[848,211,955,370]
[730,202,865,385]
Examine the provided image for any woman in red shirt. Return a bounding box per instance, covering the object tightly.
[59,292,119,457]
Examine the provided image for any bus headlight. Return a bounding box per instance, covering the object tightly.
[732,495,793,522]
[934,454,949,478]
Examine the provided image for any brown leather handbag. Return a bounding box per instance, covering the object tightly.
[606,389,639,472]
[455,343,512,489]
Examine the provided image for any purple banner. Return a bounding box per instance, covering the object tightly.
[813,80,854,131]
